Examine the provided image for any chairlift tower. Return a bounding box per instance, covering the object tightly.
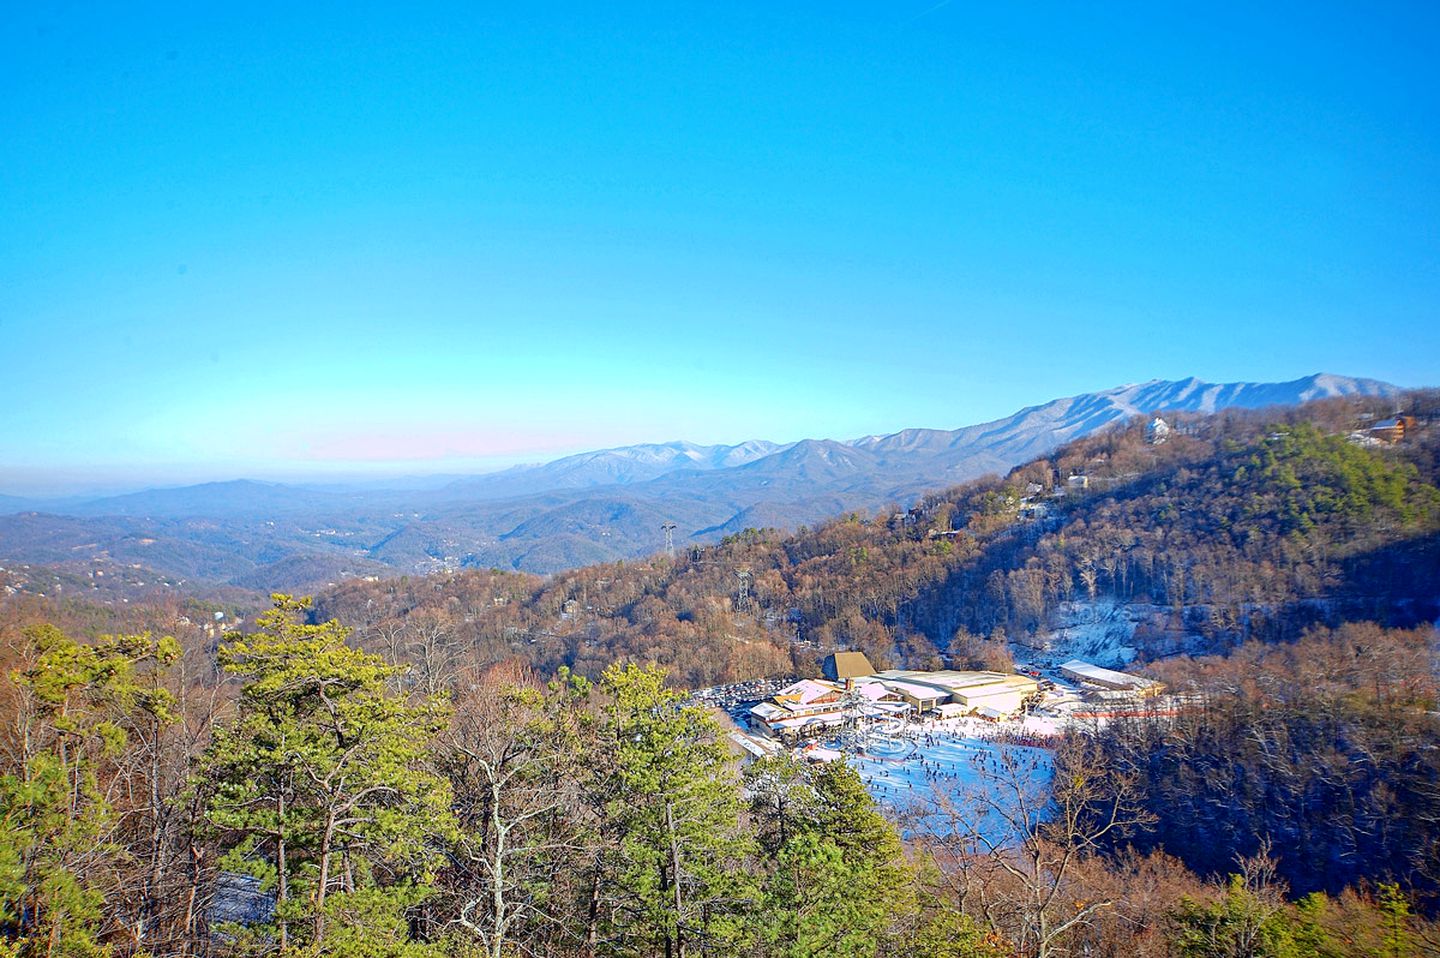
[661,521,677,559]
[734,568,752,611]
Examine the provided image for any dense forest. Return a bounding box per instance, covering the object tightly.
[1087,622,1440,903]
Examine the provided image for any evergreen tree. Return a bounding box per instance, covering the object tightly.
[589,663,755,957]
[744,754,822,858]
[760,833,892,958]
[1170,876,1302,958]
[753,759,915,958]
[197,595,454,956]
[1376,884,1415,958]
[0,625,179,958]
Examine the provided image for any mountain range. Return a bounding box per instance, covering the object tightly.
[0,373,1405,592]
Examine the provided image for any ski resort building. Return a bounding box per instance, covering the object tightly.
[747,665,1041,738]
[1059,659,1163,696]
[821,650,876,682]
[747,677,901,738]
[871,669,1041,716]
[869,677,947,712]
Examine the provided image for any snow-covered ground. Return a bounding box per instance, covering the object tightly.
[1020,598,1147,666]
[809,722,1055,844]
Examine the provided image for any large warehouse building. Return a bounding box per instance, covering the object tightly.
[870,669,1041,716]
[1059,659,1163,696]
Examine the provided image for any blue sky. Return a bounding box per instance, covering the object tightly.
[2,2,1437,494]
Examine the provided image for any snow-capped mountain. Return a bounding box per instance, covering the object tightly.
[848,373,1404,486]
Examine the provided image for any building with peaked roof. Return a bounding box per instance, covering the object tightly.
[872,678,947,712]
[1368,416,1415,443]
[822,650,876,682]
[748,676,906,738]
[774,679,842,708]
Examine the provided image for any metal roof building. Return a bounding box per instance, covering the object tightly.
[1059,659,1163,695]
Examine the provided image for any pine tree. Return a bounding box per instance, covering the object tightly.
[0,625,179,958]
[752,758,916,958]
[588,663,756,957]
[197,595,454,956]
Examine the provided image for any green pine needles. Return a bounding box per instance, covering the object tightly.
[197,595,456,957]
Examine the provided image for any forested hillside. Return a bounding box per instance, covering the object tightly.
[312,392,1440,689]
[1085,622,1440,902]
[0,597,1435,957]
[0,375,1401,586]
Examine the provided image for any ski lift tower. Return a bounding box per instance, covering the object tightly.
[734,568,752,611]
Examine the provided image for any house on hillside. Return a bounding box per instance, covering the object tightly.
[1368,416,1416,443]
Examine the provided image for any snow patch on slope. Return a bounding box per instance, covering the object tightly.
[1019,599,1146,667]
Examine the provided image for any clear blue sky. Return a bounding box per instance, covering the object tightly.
[3,2,1437,494]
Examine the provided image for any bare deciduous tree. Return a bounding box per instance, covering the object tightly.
[911,733,1154,958]
[442,670,592,958]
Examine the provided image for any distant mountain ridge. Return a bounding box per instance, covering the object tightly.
[438,440,792,500]
[845,373,1404,484]
[0,373,1408,589]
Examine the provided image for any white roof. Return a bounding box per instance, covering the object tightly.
[749,702,786,720]
[1059,659,1156,689]
[976,706,1005,719]
[728,732,770,758]
[879,679,947,701]
[875,669,1009,688]
[854,681,891,701]
[776,679,838,705]
[915,670,1037,692]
